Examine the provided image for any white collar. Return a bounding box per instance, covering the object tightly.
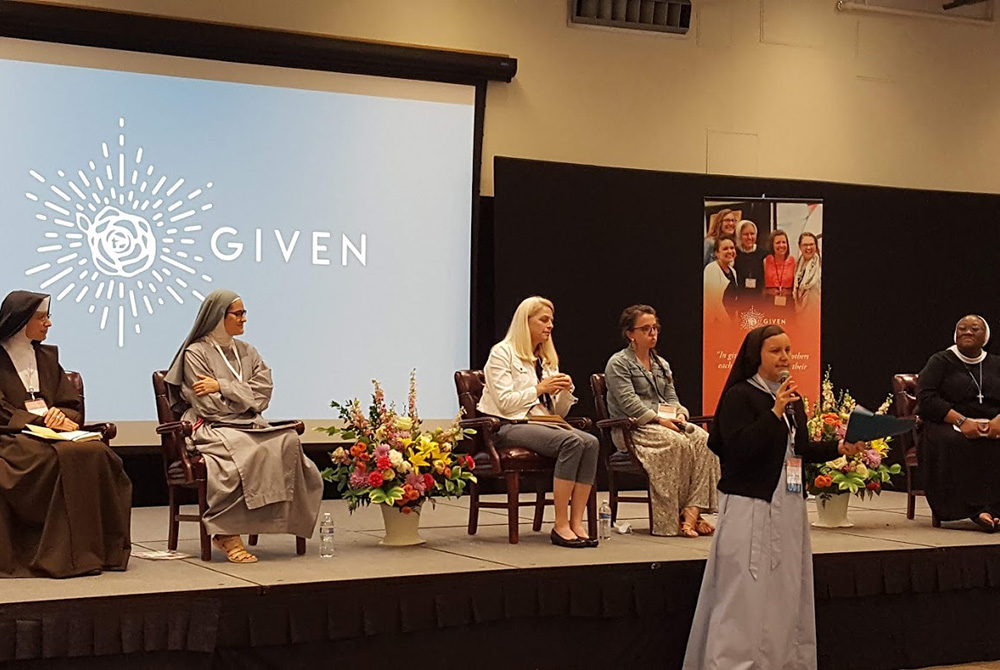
[948,345,987,365]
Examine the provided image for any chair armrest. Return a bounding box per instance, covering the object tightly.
[458,416,502,472]
[459,416,501,433]
[82,422,117,442]
[156,420,193,438]
[596,417,637,431]
[566,417,593,431]
[688,415,713,429]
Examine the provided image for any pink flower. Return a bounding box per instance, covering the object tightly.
[349,470,367,489]
[374,444,390,459]
[376,456,392,470]
[861,449,882,468]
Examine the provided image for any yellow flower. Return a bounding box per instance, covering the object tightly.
[855,463,869,478]
[383,468,397,481]
[394,416,414,431]
[400,437,413,448]
[433,460,446,473]
[408,450,429,468]
[828,456,848,471]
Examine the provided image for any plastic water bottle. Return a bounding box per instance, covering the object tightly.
[598,501,612,540]
[319,512,335,558]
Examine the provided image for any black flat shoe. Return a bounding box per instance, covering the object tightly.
[550,529,586,548]
[971,514,996,533]
[580,537,599,548]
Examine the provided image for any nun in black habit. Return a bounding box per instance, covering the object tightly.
[0,290,132,578]
[683,325,860,670]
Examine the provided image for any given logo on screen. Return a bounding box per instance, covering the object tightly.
[22,118,216,348]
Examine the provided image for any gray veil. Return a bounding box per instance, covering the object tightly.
[163,289,240,413]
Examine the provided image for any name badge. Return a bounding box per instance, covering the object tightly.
[785,457,803,493]
[25,398,48,416]
[657,403,679,421]
[745,278,757,289]
[774,295,787,307]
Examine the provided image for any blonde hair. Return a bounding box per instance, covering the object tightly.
[502,296,559,368]
[706,208,735,240]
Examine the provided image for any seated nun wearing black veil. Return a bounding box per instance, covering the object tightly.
[164,289,323,563]
[683,325,862,670]
[917,314,1000,531]
[0,290,132,578]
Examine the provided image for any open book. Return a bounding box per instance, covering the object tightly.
[23,423,103,442]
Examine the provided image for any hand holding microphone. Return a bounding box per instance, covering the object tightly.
[773,370,800,420]
[657,416,697,434]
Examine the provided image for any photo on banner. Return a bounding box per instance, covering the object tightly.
[702,199,823,414]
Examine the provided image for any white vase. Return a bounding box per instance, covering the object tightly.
[812,493,853,528]
[379,503,425,546]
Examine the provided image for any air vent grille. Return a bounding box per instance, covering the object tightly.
[570,0,692,35]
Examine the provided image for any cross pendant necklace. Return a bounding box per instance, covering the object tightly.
[967,363,984,404]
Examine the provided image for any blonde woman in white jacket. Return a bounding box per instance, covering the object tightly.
[479,296,600,548]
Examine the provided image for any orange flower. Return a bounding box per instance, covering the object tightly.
[814,475,833,489]
[402,506,413,515]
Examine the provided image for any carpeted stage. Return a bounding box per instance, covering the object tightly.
[3,491,1000,670]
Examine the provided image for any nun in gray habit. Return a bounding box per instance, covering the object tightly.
[164,289,322,563]
[683,326,858,670]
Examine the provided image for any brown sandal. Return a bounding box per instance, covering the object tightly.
[694,518,715,536]
[679,521,699,538]
[212,535,258,563]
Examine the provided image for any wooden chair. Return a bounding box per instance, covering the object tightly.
[454,369,597,544]
[590,373,711,528]
[891,373,939,527]
[64,371,118,442]
[151,370,307,560]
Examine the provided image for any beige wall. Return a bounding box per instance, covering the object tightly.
[26,0,1000,195]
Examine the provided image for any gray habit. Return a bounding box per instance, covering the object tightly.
[683,434,817,669]
[179,339,322,538]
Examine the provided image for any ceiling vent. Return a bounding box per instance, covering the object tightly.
[569,0,692,35]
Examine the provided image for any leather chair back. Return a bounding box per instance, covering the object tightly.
[454,370,487,453]
[65,370,85,425]
[152,370,180,424]
[891,373,918,417]
[590,373,610,422]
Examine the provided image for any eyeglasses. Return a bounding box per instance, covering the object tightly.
[227,310,248,318]
[631,324,660,335]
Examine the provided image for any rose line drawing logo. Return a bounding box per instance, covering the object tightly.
[23,117,216,347]
[77,206,157,278]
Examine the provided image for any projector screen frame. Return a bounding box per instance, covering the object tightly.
[0,1,512,443]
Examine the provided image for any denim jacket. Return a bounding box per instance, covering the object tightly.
[604,347,688,426]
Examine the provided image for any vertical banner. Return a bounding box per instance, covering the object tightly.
[702,199,823,414]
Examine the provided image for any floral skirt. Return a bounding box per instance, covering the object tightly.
[622,423,720,536]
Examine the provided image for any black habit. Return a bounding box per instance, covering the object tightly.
[917,349,1000,521]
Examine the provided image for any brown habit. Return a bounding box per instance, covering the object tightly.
[0,294,132,577]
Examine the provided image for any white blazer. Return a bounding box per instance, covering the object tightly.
[477,341,577,420]
[703,261,736,324]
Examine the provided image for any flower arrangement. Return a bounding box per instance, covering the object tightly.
[320,371,476,514]
[805,369,902,499]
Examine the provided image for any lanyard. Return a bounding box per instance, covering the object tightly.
[635,357,669,404]
[212,341,243,382]
[749,374,793,436]
[773,256,789,289]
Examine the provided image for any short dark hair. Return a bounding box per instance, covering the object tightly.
[767,229,789,255]
[714,234,736,254]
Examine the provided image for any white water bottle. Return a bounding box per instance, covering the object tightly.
[598,501,612,540]
[319,512,335,558]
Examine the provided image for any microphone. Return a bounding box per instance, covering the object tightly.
[777,370,798,423]
[675,420,697,435]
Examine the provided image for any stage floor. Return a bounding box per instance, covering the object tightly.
[4,489,999,606]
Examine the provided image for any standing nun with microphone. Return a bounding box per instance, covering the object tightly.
[683,325,862,670]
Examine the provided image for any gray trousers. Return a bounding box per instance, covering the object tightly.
[496,423,600,485]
